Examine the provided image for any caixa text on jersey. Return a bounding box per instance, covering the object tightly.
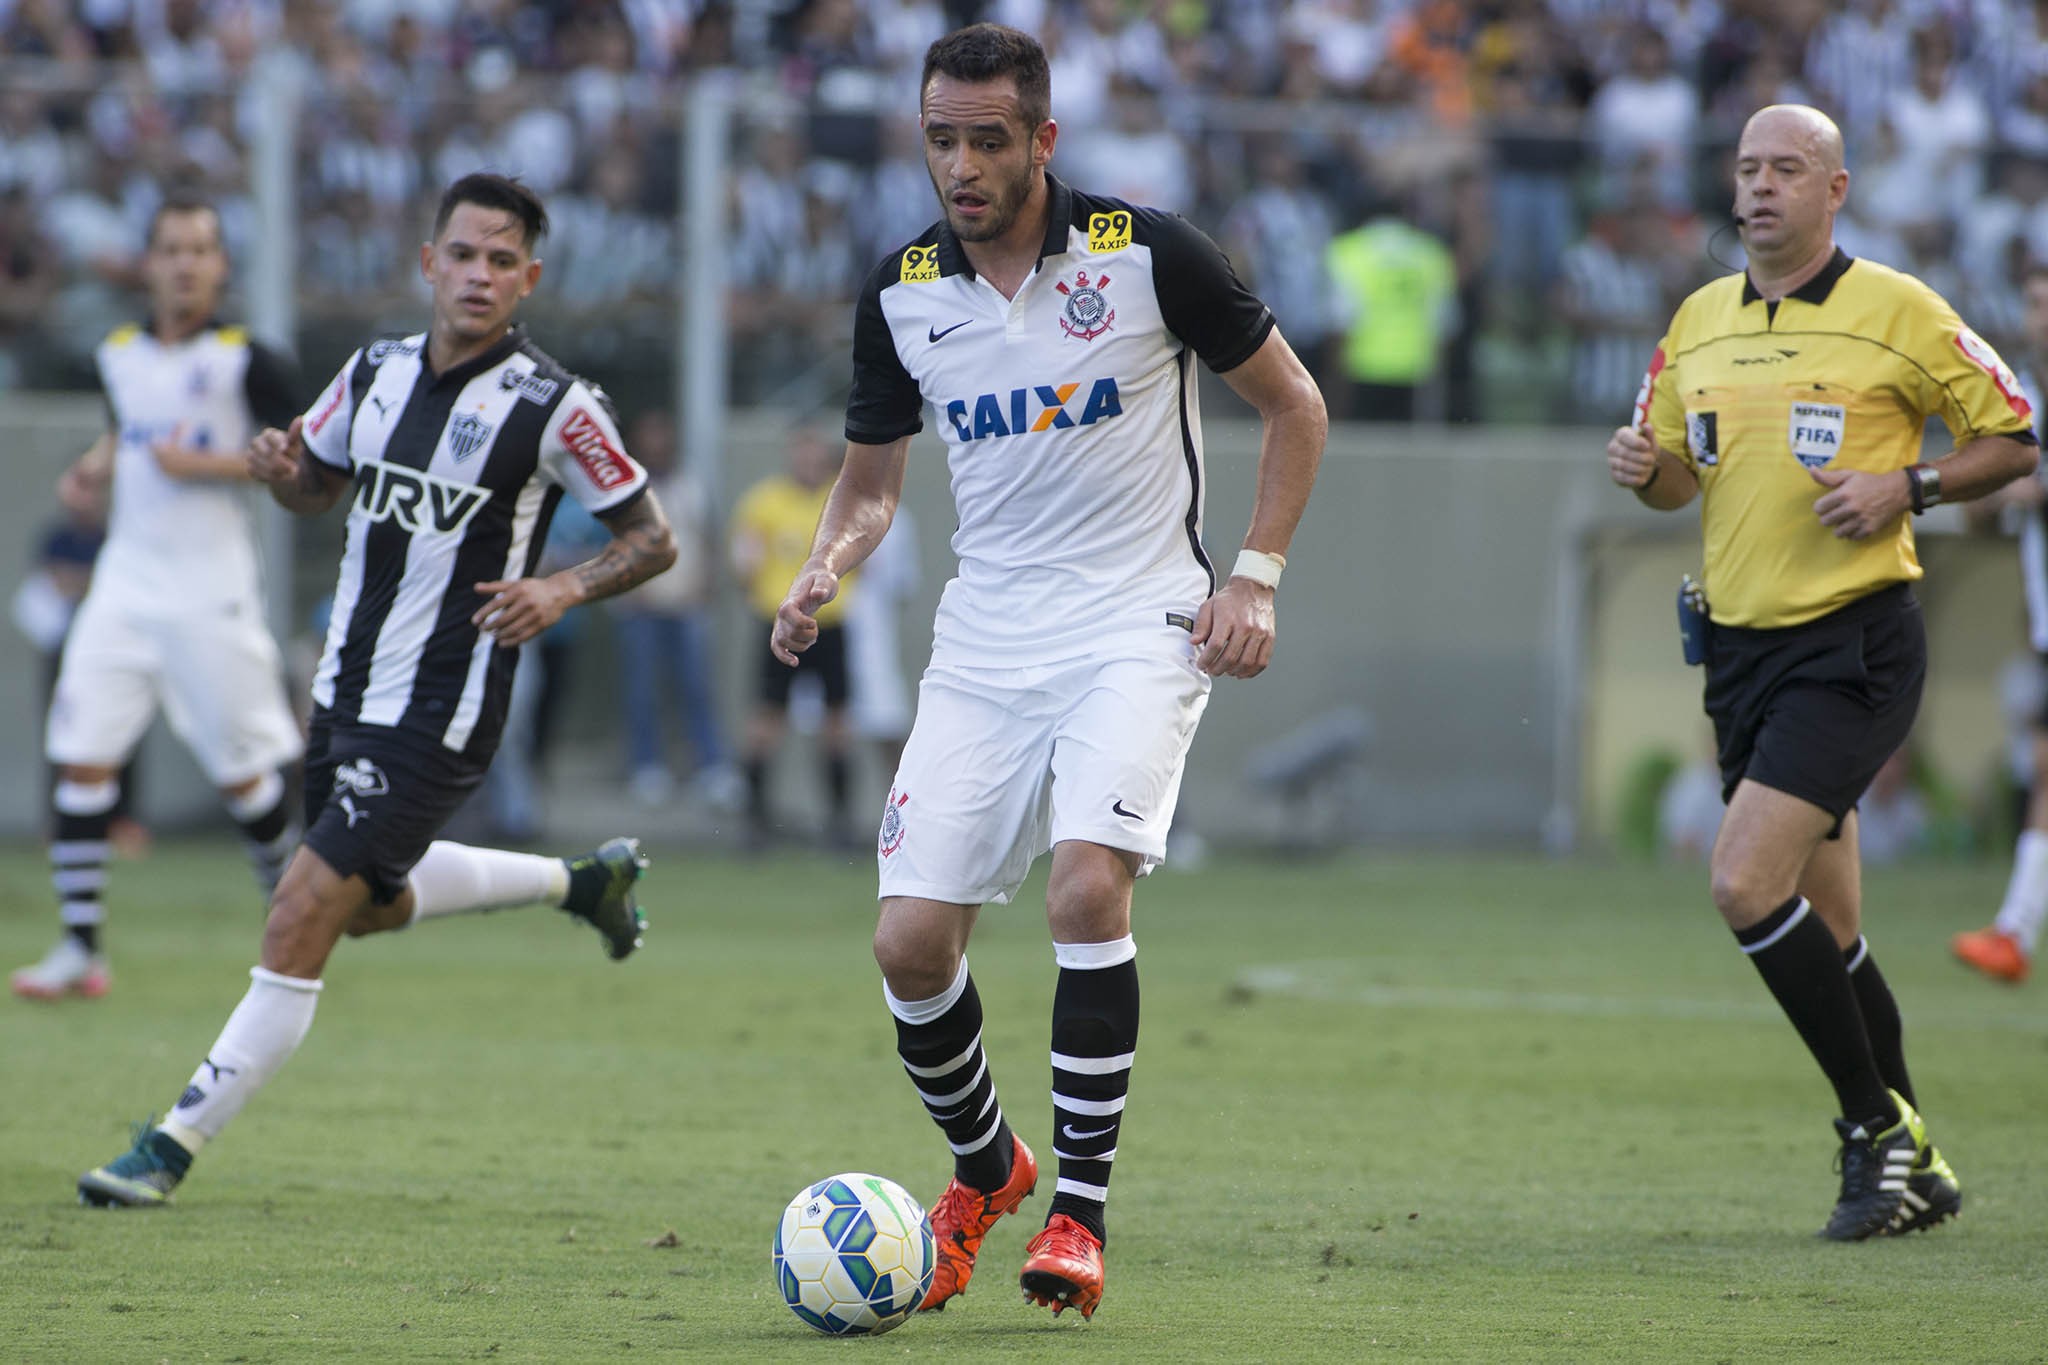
[944,377,1122,443]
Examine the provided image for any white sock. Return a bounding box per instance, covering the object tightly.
[1995,828,2048,952]
[405,841,570,924]
[159,966,322,1153]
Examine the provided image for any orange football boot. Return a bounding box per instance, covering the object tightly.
[918,1134,1037,1311]
[1952,927,2030,983]
[1020,1213,1104,1319]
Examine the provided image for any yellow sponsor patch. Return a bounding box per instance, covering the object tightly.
[900,243,942,283]
[1086,210,1132,253]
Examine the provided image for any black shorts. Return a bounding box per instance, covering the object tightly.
[758,623,849,708]
[301,713,490,903]
[1702,582,1926,830]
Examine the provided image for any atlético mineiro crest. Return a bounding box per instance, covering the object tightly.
[1056,270,1115,341]
[447,411,492,463]
[879,789,909,858]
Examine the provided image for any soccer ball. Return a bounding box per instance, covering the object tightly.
[772,1172,936,1336]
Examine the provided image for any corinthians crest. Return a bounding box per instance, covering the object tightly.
[1056,270,1115,341]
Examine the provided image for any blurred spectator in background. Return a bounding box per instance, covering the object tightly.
[1223,137,1338,383]
[731,428,856,849]
[1885,23,1990,219]
[42,152,145,366]
[548,143,675,313]
[1804,0,1912,152]
[1380,0,1472,124]
[609,408,739,810]
[1325,187,1457,421]
[0,186,61,386]
[0,89,68,201]
[1555,186,1677,425]
[1588,25,1696,211]
[1057,72,1192,213]
[1474,5,1585,322]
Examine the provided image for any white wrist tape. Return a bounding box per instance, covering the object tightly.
[1230,548,1286,589]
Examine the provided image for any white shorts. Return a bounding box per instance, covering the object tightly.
[875,642,1211,906]
[46,590,303,786]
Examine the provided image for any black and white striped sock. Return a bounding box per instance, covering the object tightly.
[52,778,118,954]
[887,958,1014,1193]
[1047,936,1139,1246]
[227,771,296,896]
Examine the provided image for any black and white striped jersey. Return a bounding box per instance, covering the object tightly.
[298,326,647,758]
[845,175,1273,666]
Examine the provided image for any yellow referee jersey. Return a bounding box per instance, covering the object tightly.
[1635,249,2033,628]
[732,475,853,624]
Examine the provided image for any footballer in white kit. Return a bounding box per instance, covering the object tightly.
[16,196,305,1002]
[770,24,1326,1323]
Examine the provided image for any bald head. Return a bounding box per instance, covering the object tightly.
[1740,105,1845,175]
[1733,104,1850,280]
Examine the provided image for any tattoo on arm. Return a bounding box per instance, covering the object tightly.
[574,494,678,604]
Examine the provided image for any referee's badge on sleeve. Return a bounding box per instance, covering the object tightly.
[1686,410,1718,466]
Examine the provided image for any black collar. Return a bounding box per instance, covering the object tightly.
[425,324,525,387]
[937,174,1075,281]
[1741,247,1853,306]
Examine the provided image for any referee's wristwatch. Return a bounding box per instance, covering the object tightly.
[1907,462,1942,514]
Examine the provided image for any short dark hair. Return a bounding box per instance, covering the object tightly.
[921,24,1050,128]
[147,188,222,249]
[432,173,548,251]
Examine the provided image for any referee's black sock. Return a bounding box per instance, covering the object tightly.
[1735,896,1895,1126]
[1843,935,1917,1110]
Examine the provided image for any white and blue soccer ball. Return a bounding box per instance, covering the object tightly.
[772,1172,936,1336]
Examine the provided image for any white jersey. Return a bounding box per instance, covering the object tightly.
[90,321,301,610]
[299,328,648,758]
[845,176,1274,666]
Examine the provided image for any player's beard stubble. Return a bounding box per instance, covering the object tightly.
[934,159,1035,244]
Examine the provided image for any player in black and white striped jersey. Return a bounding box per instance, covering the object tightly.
[77,174,680,1209]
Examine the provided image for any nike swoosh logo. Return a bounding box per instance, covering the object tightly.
[928,320,972,343]
[1111,799,1144,821]
[1061,1123,1117,1141]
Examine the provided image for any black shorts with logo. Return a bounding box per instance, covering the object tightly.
[301,711,491,903]
[757,622,849,708]
[1702,582,1926,831]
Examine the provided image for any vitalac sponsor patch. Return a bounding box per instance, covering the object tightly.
[561,408,636,491]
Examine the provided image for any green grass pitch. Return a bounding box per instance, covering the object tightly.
[2,842,2043,1362]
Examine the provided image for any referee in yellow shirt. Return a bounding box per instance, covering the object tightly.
[732,429,859,848]
[1608,105,2036,1241]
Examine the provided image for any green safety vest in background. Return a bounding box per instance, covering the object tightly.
[1325,219,1456,385]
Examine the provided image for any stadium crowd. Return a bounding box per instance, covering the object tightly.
[4,0,2048,419]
